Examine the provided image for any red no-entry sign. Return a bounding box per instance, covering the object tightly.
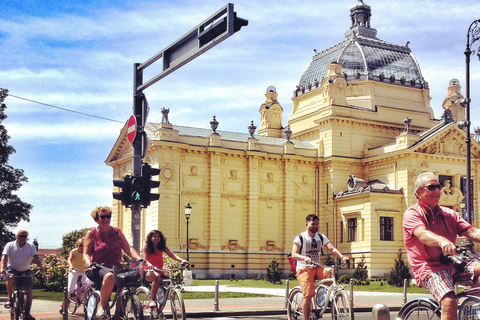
[127,115,137,143]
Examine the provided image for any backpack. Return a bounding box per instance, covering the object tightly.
[287,233,324,274]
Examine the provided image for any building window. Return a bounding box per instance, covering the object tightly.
[380,216,393,241]
[348,218,357,242]
[340,221,344,243]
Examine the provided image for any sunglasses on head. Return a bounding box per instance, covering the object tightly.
[100,214,112,220]
[425,184,441,191]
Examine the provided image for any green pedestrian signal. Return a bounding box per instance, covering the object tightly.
[131,177,143,205]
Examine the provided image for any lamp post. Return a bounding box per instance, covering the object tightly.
[463,19,480,224]
[184,203,192,266]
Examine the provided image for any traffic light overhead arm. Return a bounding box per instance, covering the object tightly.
[136,3,248,92]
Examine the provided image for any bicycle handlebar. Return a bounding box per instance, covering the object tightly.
[146,262,188,273]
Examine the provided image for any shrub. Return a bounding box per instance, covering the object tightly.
[266,257,283,284]
[353,254,368,281]
[388,249,412,287]
[338,274,350,284]
[163,256,184,285]
[34,254,68,292]
[58,228,89,258]
[324,252,335,266]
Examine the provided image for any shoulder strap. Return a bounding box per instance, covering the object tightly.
[299,234,303,255]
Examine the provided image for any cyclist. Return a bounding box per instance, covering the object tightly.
[142,230,187,308]
[60,237,87,312]
[403,172,480,320]
[0,230,43,320]
[291,214,349,320]
[83,206,142,320]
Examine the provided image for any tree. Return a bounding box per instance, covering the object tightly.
[324,252,335,266]
[266,257,283,284]
[0,88,32,251]
[353,254,368,281]
[58,228,90,257]
[388,249,412,287]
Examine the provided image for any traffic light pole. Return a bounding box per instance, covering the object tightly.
[131,63,145,252]
[125,3,247,252]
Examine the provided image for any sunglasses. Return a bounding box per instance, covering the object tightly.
[18,235,28,238]
[425,184,441,191]
[100,215,112,220]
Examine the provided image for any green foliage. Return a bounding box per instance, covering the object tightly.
[0,91,33,252]
[58,228,90,257]
[388,249,412,287]
[353,254,368,281]
[33,254,68,292]
[338,274,350,284]
[266,257,283,284]
[164,256,183,285]
[324,252,334,266]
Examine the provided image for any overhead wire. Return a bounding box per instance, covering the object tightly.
[5,92,125,124]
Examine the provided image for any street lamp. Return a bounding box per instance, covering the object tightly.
[463,19,480,224]
[184,203,192,266]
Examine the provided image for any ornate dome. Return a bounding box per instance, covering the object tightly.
[294,0,427,97]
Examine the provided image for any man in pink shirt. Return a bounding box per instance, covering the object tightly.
[403,172,480,320]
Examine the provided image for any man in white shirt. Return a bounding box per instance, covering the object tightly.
[1,230,42,320]
[291,214,349,320]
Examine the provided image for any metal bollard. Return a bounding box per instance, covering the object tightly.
[285,279,290,308]
[63,286,68,320]
[349,279,354,320]
[372,303,390,320]
[213,280,219,311]
[403,279,407,305]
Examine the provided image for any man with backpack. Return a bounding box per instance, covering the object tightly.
[291,214,349,320]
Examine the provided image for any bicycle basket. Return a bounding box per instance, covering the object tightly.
[113,266,141,287]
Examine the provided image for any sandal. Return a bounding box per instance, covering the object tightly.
[5,300,11,309]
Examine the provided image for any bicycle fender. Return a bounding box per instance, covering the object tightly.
[397,297,439,319]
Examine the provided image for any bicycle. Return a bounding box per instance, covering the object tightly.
[84,260,145,320]
[1,270,40,320]
[287,261,352,320]
[61,269,94,315]
[397,245,480,320]
[135,265,186,320]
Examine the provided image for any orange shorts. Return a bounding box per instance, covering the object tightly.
[296,267,331,298]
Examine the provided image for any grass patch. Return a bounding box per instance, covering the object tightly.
[191,279,430,294]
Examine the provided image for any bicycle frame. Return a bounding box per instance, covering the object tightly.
[397,246,480,320]
[287,262,351,320]
[85,261,145,320]
[136,265,186,320]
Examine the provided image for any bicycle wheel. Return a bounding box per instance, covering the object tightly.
[136,286,152,320]
[331,291,352,320]
[170,288,186,320]
[68,295,79,314]
[398,299,441,320]
[287,287,304,320]
[10,293,19,320]
[84,291,100,320]
[19,292,29,320]
[129,295,144,320]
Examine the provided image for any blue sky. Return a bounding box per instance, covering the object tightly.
[2,0,480,248]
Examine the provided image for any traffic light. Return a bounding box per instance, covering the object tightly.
[113,175,132,208]
[141,163,161,208]
[130,176,143,206]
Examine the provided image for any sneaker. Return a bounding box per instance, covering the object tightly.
[96,307,107,320]
[149,300,157,308]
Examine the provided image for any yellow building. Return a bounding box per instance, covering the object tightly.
[106,0,480,278]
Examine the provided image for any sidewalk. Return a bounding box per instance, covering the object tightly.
[0,285,430,319]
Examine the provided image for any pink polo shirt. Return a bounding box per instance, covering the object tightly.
[403,202,471,285]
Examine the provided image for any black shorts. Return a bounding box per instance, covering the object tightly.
[6,268,33,290]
